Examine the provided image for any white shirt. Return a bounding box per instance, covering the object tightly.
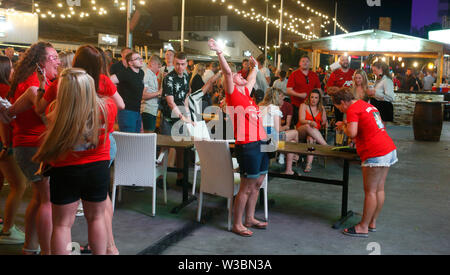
[374,75,395,102]
[272,78,288,95]
[141,69,159,116]
[261,104,283,128]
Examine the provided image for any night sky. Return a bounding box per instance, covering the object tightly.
[4,0,443,47]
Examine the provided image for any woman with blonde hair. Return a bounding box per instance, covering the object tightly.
[351,69,370,102]
[296,89,328,172]
[190,63,206,93]
[57,51,74,75]
[260,87,299,175]
[33,68,117,254]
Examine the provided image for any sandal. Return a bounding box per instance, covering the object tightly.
[304,163,312,173]
[80,244,92,254]
[231,228,253,237]
[244,221,268,230]
[342,226,368,238]
[22,247,41,255]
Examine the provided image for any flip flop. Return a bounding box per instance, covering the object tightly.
[231,228,253,237]
[244,222,268,230]
[368,227,377,232]
[342,226,368,238]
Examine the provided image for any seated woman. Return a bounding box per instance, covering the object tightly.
[259,87,299,175]
[351,69,370,102]
[296,89,328,172]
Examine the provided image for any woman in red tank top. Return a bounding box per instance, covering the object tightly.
[296,89,328,172]
[209,39,268,237]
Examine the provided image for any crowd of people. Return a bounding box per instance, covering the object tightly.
[0,39,403,253]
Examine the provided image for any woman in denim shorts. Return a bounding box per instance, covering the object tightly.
[332,88,398,238]
[209,39,268,237]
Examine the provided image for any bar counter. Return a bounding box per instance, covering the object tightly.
[392,90,446,125]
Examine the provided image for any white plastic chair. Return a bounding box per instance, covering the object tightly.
[187,121,240,196]
[111,132,168,216]
[186,121,210,196]
[194,140,269,231]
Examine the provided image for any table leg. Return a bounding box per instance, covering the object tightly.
[171,147,196,213]
[332,159,353,229]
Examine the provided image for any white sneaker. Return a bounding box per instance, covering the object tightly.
[278,153,285,165]
[0,225,25,244]
[75,202,84,217]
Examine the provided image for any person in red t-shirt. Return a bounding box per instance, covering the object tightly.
[326,56,355,89]
[209,38,268,237]
[0,55,28,245]
[326,55,355,123]
[33,68,117,255]
[286,55,321,129]
[5,42,61,255]
[331,88,397,238]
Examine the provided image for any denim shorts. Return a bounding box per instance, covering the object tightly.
[13,147,43,182]
[235,141,269,179]
[109,133,116,167]
[362,150,398,168]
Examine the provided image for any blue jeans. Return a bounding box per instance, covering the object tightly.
[109,133,116,167]
[118,110,142,133]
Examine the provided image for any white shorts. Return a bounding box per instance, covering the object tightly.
[361,150,398,168]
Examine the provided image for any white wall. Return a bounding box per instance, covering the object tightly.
[159,30,262,62]
[0,9,38,45]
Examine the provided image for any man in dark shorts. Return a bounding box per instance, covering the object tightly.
[111,51,145,133]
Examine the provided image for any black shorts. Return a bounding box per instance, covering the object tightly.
[48,160,110,205]
[235,141,269,179]
[370,98,394,122]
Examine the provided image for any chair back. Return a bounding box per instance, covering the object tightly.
[194,140,235,198]
[112,132,157,187]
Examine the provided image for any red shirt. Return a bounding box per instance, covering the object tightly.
[226,86,267,145]
[280,101,293,120]
[287,70,321,108]
[346,100,396,161]
[50,99,117,167]
[326,68,355,91]
[44,74,116,103]
[0,83,9,99]
[11,72,49,147]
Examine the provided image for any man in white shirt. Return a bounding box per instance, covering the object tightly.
[158,49,175,87]
[141,55,163,132]
[272,70,288,97]
[254,55,270,94]
[422,70,435,91]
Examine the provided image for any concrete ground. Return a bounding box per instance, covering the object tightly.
[1,122,449,255]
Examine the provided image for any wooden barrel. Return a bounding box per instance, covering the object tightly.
[413,101,444,141]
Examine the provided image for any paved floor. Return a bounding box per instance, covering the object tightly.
[1,122,449,255]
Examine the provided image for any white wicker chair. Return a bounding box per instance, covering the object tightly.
[194,140,268,231]
[188,121,240,196]
[111,132,168,216]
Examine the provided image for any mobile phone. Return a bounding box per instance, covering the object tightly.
[36,63,44,75]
